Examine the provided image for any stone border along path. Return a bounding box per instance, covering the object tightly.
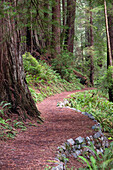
[52,100,109,170]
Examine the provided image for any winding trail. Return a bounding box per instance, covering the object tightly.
[0,88,95,169]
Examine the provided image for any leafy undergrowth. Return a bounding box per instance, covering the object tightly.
[78,141,113,170]
[65,90,113,137]
[23,52,84,103]
[61,90,113,170]
[0,101,37,140]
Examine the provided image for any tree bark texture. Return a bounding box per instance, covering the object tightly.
[0,1,41,120]
[52,0,61,57]
[107,2,113,102]
[89,2,94,86]
[60,0,66,47]
[65,0,76,53]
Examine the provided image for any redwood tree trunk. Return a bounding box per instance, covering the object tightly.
[89,1,94,86]
[65,0,76,53]
[107,2,113,102]
[60,0,66,47]
[0,2,42,121]
[52,0,61,57]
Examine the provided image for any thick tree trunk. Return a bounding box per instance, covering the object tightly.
[52,0,61,57]
[0,4,42,121]
[65,0,76,53]
[0,42,41,121]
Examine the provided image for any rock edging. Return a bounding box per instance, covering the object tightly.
[51,101,109,170]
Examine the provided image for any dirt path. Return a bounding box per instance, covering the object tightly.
[0,88,95,170]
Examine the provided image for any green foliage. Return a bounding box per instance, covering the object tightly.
[22,52,83,102]
[100,66,113,90]
[23,52,42,75]
[52,50,77,82]
[13,120,26,130]
[78,142,113,170]
[29,87,40,103]
[0,101,11,116]
[0,101,27,140]
[66,90,113,136]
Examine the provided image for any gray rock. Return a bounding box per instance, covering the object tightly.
[92,141,95,145]
[92,125,96,130]
[81,143,86,148]
[81,112,86,115]
[93,119,97,122]
[51,163,64,170]
[96,149,102,155]
[74,144,81,150]
[84,112,89,116]
[100,136,104,141]
[95,143,101,149]
[86,136,90,141]
[100,148,104,153]
[75,136,84,144]
[71,108,77,111]
[75,150,81,156]
[67,138,75,145]
[92,125,101,130]
[77,144,81,149]
[60,145,66,151]
[89,136,93,141]
[76,109,81,112]
[72,146,76,152]
[105,140,109,148]
[72,153,78,158]
[88,114,95,120]
[74,145,80,150]
[87,141,92,146]
[103,136,108,142]
[93,132,101,139]
[65,106,71,109]
[83,147,95,156]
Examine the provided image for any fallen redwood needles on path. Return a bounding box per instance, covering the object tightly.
[0,88,96,170]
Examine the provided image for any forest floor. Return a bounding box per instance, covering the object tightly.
[0,88,96,170]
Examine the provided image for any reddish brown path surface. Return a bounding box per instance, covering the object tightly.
[0,88,95,170]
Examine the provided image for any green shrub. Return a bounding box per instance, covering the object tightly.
[52,50,77,82]
[22,52,83,102]
[79,142,113,170]
[66,90,113,136]
[96,66,113,94]
[23,52,42,75]
[0,101,11,117]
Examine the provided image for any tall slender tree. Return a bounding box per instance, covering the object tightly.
[65,0,76,53]
[52,0,61,57]
[89,0,94,86]
[105,0,113,102]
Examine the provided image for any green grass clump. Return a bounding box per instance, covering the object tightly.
[66,90,113,136]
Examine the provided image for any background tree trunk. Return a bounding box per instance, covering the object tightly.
[89,1,94,86]
[107,1,113,102]
[65,0,76,53]
[60,0,66,47]
[52,0,61,57]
